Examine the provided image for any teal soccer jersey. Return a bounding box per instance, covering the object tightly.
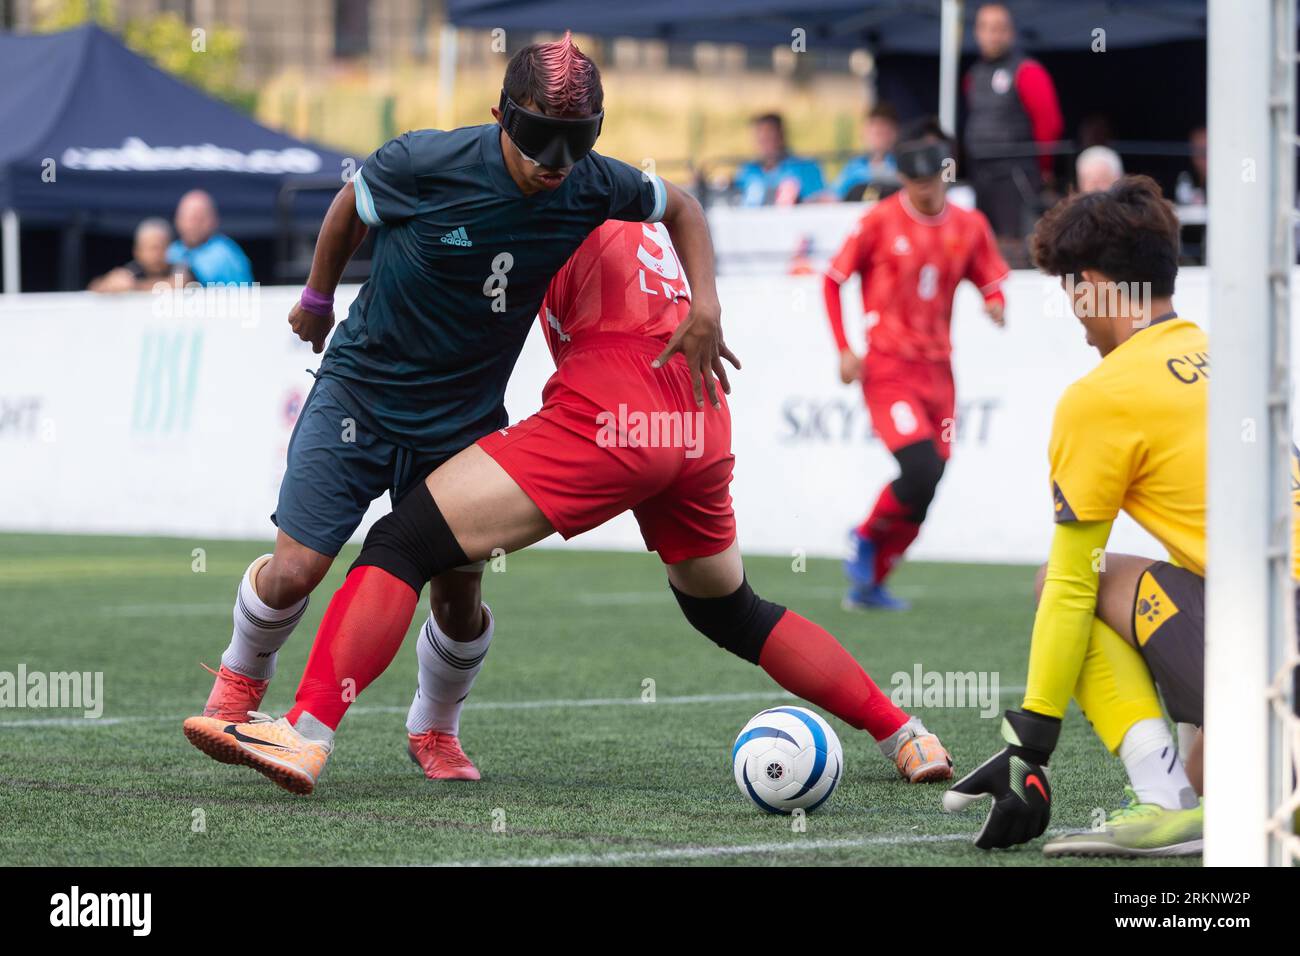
[319,122,667,455]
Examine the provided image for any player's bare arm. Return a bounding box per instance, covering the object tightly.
[289,180,370,353]
[653,179,740,408]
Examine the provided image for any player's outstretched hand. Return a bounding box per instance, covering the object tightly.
[985,299,1006,327]
[288,301,335,354]
[941,709,1059,850]
[653,302,740,409]
[838,349,862,385]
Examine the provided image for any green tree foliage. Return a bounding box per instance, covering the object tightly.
[35,0,253,111]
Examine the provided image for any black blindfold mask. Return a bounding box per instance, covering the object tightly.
[896,141,950,180]
[498,91,604,169]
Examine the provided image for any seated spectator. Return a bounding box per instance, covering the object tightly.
[828,102,900,202]
[88,218,190,292]
[1075,145,1124,193]
[1175,126,1208,206]
[1175,126,1208,264]
[734,113,825,206]
[167,190,253,285]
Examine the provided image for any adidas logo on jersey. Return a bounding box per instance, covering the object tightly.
[440,227,472,247]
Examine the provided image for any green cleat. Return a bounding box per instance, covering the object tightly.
[1042,787,1203,859]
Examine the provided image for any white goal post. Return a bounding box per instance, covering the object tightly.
[1204,0,1298,866]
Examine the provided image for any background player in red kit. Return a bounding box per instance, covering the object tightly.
[183,218,955,795]
[824,117,1010,611]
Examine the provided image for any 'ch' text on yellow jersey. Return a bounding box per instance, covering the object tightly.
[1048,314,1207,574]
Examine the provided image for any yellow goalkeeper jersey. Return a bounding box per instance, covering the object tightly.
[1047,313,1207,574]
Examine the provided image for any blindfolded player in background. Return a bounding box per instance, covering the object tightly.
[824,117,1009,611]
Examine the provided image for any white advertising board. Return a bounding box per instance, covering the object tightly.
[0,268,1223,565]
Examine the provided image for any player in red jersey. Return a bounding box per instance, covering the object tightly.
[824,117,1010,611]
[183,218,954,795]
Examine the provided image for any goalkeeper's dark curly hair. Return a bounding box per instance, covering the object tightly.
[1030,174,1180,297]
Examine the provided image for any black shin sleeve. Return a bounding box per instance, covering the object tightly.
[350,483,469,593]
[670,577,787,665]
[889,439,946,523]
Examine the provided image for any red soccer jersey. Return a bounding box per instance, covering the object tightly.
[826,193,1009,361]
[540,219,690,365]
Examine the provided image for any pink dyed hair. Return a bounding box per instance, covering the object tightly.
[503,31,603,117]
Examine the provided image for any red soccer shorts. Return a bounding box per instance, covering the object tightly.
[861,352,956,460]
[477,332,737,564]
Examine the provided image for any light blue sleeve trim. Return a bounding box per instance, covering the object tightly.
[645,173,668,223]
[353,169,382,226]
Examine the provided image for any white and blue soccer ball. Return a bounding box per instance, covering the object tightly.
[732,706,843,814]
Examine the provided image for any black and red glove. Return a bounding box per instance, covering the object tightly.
[942,709,1060,850]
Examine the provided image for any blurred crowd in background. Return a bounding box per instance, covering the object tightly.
[724,3,1208,268]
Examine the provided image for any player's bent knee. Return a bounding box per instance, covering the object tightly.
[260,558,326,608]
[891,440,946,522]
[352,484,470,593]
[670,578,786,664]
[429,573,484,637]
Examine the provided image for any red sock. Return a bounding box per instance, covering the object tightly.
[757,609,908,741]
[874,518,922,583]
[856,482,906,541]
[285,566,420,731]
[855,483,921,583]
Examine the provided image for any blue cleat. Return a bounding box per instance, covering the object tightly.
[843,529,877,587]
[842,583,911,612]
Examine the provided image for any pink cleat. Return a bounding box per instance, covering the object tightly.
[407,731,481,781]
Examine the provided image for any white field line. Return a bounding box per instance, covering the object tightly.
[103,603,234,617]
[77,586,927,613]
[0,690,794,729]
[574,585,928,606]
[95,590,884,613]
[435,832,986,867]
[0,686,1026,730]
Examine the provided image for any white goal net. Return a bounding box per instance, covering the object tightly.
[1205,0,1298,867]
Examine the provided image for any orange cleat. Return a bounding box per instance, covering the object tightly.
[407,731,481,781]
[895,732,954,784]
[183,711,332,795]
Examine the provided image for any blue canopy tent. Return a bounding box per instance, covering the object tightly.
[446,0,1206,52]
[0,24,350,291]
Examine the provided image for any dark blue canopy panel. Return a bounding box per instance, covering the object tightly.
[447,0,1206,53]
[0,25,349,232]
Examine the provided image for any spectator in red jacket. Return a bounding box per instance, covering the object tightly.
[962,3,1063,249]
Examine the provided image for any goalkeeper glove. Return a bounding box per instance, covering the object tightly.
[941,709,1060,849]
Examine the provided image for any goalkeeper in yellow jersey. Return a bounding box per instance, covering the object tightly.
[944,175,1205,857]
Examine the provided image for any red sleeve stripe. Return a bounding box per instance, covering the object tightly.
[979,271,1011,295]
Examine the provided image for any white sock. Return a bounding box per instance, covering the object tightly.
[1176,722,1198,764]
[1119,717,1198,810]
[406,604,494,736]
[290,711,335,746]
[877,715,929,761]
[220,555,308,680]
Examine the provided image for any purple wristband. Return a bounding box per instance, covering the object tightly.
[299,286,334,316]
